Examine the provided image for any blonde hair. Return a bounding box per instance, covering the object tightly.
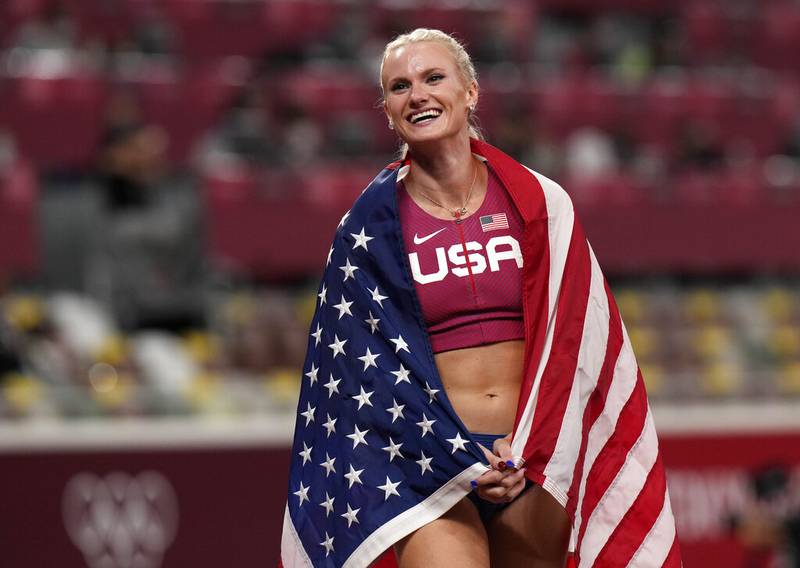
[379,28,484,152]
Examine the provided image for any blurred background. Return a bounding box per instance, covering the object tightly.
[1,0,799,566]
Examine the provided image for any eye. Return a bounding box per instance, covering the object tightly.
[427,74,444,83]
[390,81,408,92]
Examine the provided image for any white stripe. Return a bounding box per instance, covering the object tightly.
[512,168,575,458]
[572,326,639,547]
[579,409,659,567]
[281,504,314,568]
[344,462,488,567]
[630,486,677,567]
[543,248,610,500]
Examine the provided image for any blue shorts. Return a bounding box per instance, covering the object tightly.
[467,432,534,524]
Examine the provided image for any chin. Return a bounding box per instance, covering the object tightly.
[402,125,463,147]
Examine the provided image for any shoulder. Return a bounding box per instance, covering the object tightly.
[475,140,573,220]
[517,163,575,219]
[337,161,402,234]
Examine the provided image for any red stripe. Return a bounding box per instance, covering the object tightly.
[566,279,624,522]
[521,218,591,471]
[593,453,667,566]
[661,533,682,568]
[576,370,649,555]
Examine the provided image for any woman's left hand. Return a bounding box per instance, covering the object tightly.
[472,437,527,504]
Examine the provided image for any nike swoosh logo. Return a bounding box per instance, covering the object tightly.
[413,228,447,245]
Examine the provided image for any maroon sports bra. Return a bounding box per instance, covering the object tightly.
[398,162,525,354]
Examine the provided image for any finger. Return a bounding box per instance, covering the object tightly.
[498,468,526,488]
[476,471,523,496]
[471,470,505,488]
[506,470,528,500]
[492,437,516,469]
[477,443,498,466]
[478,469,528,503]
[476,486,512,503]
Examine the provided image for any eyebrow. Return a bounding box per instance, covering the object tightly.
[387,67,446,84]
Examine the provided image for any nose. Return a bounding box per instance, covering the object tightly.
[408,81,428,107]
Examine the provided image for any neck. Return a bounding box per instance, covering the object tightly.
[406,133,476,205]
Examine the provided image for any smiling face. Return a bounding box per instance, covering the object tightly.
[381,40,477,149]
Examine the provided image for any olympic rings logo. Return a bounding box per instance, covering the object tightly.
[62,471,179,568]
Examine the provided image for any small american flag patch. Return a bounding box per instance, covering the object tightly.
[480,213,509,232]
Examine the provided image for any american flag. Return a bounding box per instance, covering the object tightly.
[281,140,681,568]
[479,212,509,232]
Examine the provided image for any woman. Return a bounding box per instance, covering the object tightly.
[282,29,679,568]
[380,30,569,567]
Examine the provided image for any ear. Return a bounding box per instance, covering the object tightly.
[466,81,479,112]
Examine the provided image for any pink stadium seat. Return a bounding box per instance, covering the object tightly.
[135,60,245,164]
[264,0,340,52]
[634,79,687,154]
[725,92,784,157]
[682,1,729,64]
[1,73,107,170]
[369,5,487,47]
[203,163,376,279]
[0,0,48,48]
[279,70,380,118]
[533,74,624,141]
[752,2,800,71]
[0,159,39,277]
[59,0,148,46]
[277,69,395,153]
[161,0,271,58]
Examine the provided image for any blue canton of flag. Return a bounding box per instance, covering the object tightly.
[282,166,490,568]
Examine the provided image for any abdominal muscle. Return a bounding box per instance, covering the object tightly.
[434,339,525,435]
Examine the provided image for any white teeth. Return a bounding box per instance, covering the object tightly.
[410,109,442,123]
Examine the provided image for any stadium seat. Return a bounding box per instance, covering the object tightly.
[0,73,107,171]
[0,159,39,277]
[752,2,800,71]
[135,60,247,165]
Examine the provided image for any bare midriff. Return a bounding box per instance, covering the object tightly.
[434,339,525,435]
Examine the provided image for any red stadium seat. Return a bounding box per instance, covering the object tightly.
[752,2,800,71]
[161,0,271,58]
[135,60,248,165]
[0,159,39,277]
[0,0,48,48]
[634,78,687,155]
[276,69,395,154]
[0,73,107,171]
[264,0,340,53]
[682,1,729,65]
[532,73,625,141]
[203,162,376,280]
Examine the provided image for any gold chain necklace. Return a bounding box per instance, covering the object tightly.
[413,160,479,220]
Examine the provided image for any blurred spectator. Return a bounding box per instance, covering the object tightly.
[563,127,619,181]
[730,464,800,568]
[195,82,279,170]
[676,121,725,172]
[0,130,19,175]
[92,118,205,330]
[329,112,372,158]
[220,290,306,373]
[132,6,176,56]
[282,105,324,167]
[473,10,518,65]
[310,5,371,62]
[11,0,76,51]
